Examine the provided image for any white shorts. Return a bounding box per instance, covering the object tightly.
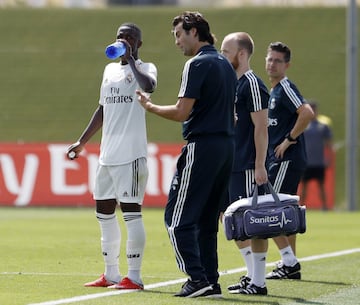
[93,158,148,204]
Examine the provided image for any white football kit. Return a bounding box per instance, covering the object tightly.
[94,59,157,203]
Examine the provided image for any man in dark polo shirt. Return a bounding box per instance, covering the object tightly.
[265,41,314,280]
[137,11,237,298]
[220,32,269,295]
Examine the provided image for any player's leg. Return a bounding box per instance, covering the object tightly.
[267,160,302,280]
[229,238,268,295]
[235,240,252,282]
[199,140,234,285]
[164,143,203,279]
[164,142,213,297]
[197,136,234,298]
[300,172,309,205]
[165,138,233,297]
[317,167,328,210]
[113,202,145,289]
[251,239,268,288]
[227,170,255,292]
[111,158,148,289]
[95,199,121,285]
[319,182,327,210]
[84,165,121,287]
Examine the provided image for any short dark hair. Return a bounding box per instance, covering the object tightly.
[268,41,291,62]
[172,11,215,45]
[117,23,142,40]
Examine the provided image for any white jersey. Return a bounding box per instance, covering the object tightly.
[98,59,157,165]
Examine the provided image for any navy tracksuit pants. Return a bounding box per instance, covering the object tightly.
[164,135,234,284]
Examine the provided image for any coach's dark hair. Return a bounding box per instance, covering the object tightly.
[172,11,215,45]
[268,41,291,62]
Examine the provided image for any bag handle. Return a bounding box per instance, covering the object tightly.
[251,182,281,208]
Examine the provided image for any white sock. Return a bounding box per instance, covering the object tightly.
[123,212,145,284]
[251,252,267,287]
[240,246,253,278]
[279,245,298,267]
[96,212,121,283]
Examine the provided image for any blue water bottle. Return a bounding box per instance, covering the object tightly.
[105,41,126,59]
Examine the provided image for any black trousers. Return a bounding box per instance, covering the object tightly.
[164,135,234,284]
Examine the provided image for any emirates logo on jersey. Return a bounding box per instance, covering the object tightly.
[125,73,134,84]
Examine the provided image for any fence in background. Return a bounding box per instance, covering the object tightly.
[0,142,334,209]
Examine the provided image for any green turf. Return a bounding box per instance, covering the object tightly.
[0,207,359,305]
[0,7,358,206]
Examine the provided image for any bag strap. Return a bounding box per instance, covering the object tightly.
[251,182,281,208]
[251,184,259,208]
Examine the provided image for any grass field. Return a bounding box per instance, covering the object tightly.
[0,207,359,305]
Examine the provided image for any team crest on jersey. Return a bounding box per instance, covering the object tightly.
[125,73,134,84]
[269,98,276,109]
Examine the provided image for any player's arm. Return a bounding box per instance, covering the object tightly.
[289,103,315,140]
[136,91,194,122]
[119,39,156,93]
[78,105,103,144]
[250,109,268,185]
[128,57,156,93]
[67,105,103,159]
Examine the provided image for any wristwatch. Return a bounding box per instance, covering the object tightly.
[286,132,297,142]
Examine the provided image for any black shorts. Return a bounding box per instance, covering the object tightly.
[268,160,304,195]
[301,167,325,183]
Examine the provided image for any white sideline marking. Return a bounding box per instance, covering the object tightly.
[27,248,360,305]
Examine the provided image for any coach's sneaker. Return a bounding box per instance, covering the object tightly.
[201,283,223,298]
[174,279,212,298]
[84,274,116,287]
[108,276,144,290]
[237,284,268,295]
[227,275,251,292]
[266,261,301,280]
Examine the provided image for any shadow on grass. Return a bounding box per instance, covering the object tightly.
[143,279,351,305]
[295,279,349,286]
[143,289,318,305]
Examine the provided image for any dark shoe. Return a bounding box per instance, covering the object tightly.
[174,279,212,298]
[237,283,268,295]
[266,261,301,279]
[227,275,251,292]
[201,283,223,298]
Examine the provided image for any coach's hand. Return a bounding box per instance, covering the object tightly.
[136,90,153,111]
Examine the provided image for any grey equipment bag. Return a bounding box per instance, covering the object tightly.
[223,182,306,241]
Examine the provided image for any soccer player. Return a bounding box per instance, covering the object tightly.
[265,41,314,280]
[67,23,157,290]
[220,32,269,295]
[137,11,237,298]
[301,101,333,210]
